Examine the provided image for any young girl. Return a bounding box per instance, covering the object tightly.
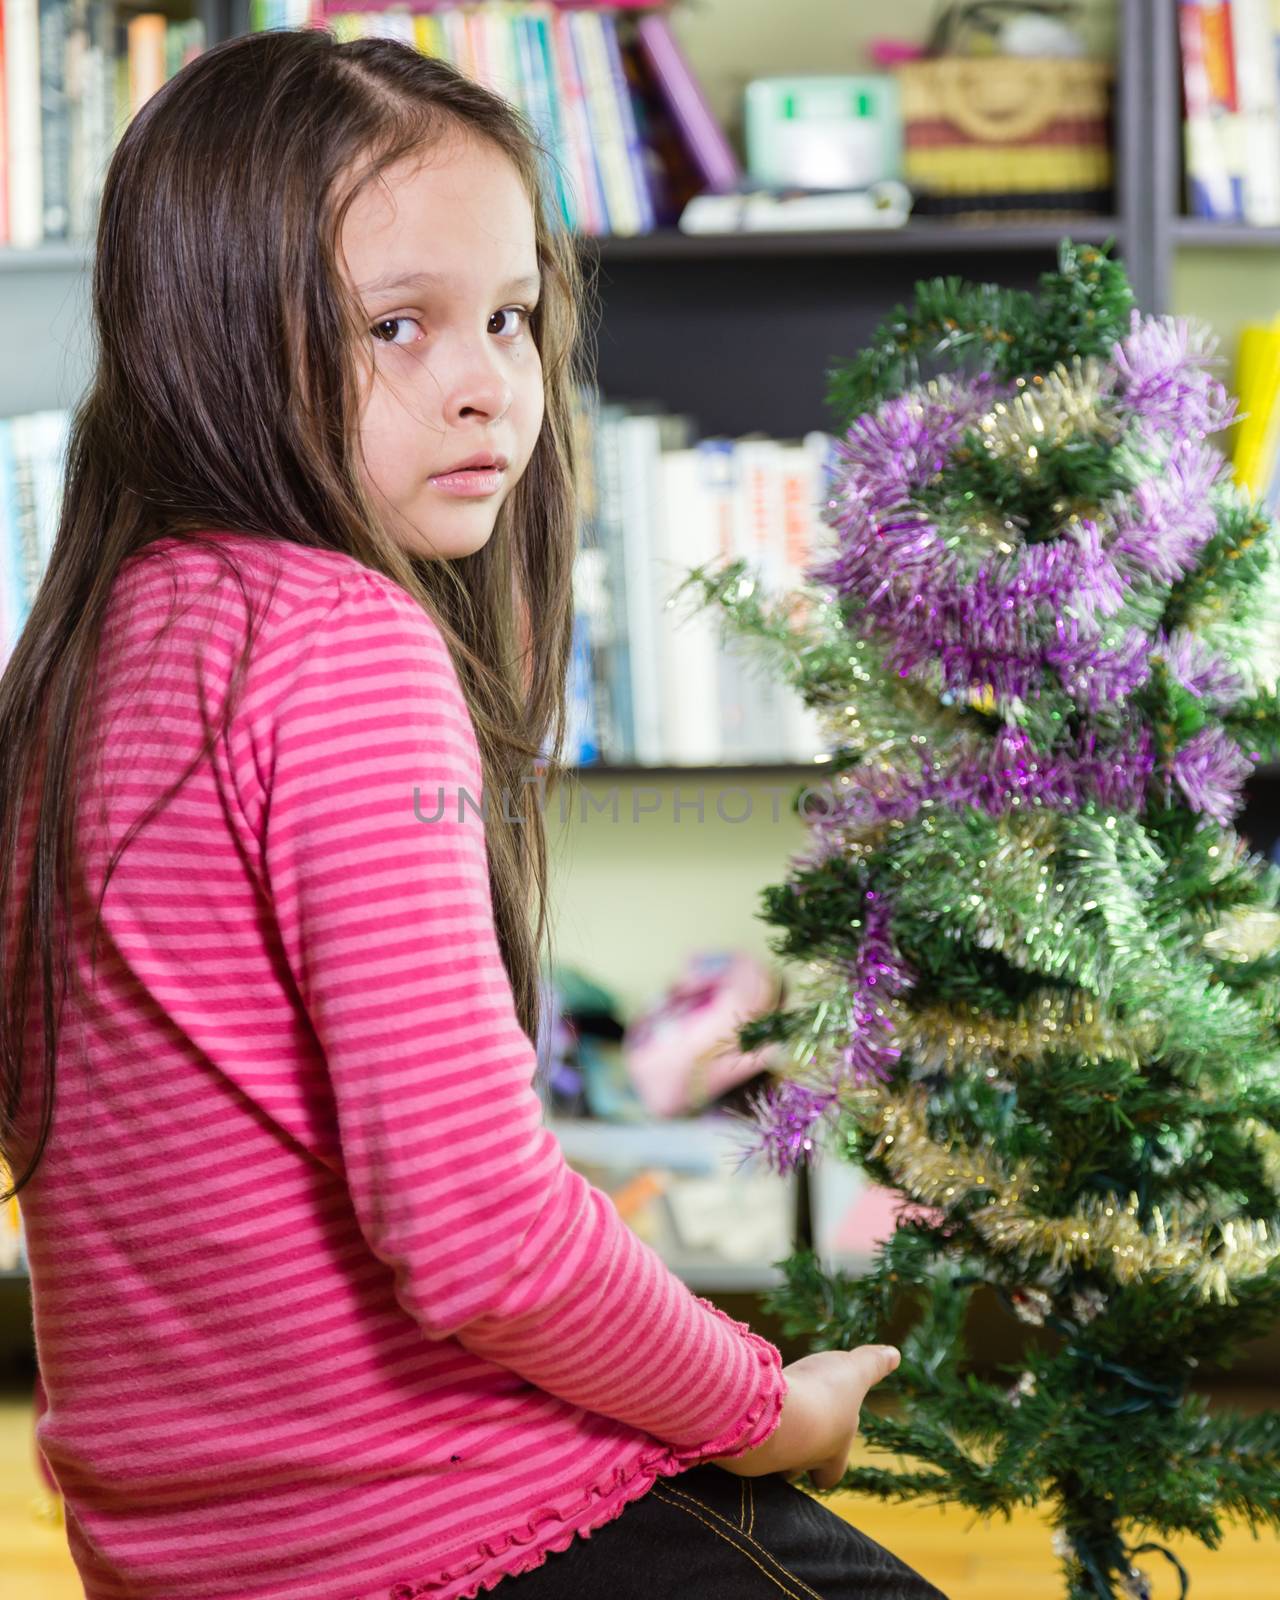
[0,27,948,1600]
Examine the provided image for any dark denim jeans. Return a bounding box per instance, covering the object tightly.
[497,1462,951,1598]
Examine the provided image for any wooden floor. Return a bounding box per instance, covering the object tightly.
[4,1390,1276,1599]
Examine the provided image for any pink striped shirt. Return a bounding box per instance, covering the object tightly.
[16,530,787,1600]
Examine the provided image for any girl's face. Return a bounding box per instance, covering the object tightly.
[340,128,545,561]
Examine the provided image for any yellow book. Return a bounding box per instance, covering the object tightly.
[414,16,440,57]
[1233,317,1280,495]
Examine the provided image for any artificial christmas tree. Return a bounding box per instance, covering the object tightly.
[683,241,1280,1599]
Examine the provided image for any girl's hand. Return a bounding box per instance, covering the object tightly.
[706,1345,900,1491]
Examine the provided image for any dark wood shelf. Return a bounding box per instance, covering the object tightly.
[0,217,1128,283]
[578,217,1124,263]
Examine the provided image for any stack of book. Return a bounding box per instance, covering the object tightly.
[0,397,841,774]
[253,1,740,236]
[0,0,206,249]
[1178,0,1280,223]
[1,1,741,249]
[567,385,839,770]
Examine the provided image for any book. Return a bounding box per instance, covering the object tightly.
[550,6,607,233]
[5,0,43,247]
[616,405,695,765]
[679,180,912,234]
[1179,0,1245,220]
[592,400,637,758]
[653,445,722,764]
[537,9,583,232]
[617,18,703,228]
[633,12,743,195]
[696,437,755,765]
[38,0,70,240]
[595,8,656,233]
[742,435,796,760]
[1227,0,1280,224]
[776,433,837,763]
[1233,316,1280,497]
[569,10,636,233]
[568,382,614,763]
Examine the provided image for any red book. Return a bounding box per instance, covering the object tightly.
[1201,0,1237,109]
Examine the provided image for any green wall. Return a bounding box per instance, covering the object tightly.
[1172,250,1280,372]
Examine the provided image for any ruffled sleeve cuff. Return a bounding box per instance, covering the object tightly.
[660,1294,788,1466]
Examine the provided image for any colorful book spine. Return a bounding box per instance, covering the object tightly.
[570,9,642,235]
[696,437,753,764]
[549,6,606,234]
[654,444,721,764]
[529,9,578,232]
[597,402,637,758]
[5,0,43,248]
[595,3,655,232]
[634,12,743,194]
[1227,0,1280,223]
[0,407,70,668]
[1180,0,1246,220]
[38,0,69,239]
[735,435,789,760]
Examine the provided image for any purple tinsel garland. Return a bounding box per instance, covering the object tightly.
[737,306,1255,1175]
[797,725,1159,870]
[731,891,916,1177]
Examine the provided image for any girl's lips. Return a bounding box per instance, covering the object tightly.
[428,466,505,497]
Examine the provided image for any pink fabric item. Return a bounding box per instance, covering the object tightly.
[14,531,787,1600]
[623,951,781,1116]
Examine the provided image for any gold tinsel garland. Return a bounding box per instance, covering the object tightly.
[977,355,1122,470]
[856,1088,1280,1304]
[773,937,1280,1306]
[895,990,1163,1075]
[784,955,1164,1082]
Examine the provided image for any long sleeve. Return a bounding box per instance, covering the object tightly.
[246,567,786,1459]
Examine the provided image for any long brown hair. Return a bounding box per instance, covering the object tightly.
[0,27,597,1204]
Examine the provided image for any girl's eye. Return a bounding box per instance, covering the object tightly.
[369,306,535,348]
[490,305,534,338]
[370,316,420,348]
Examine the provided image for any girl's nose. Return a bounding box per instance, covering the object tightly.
[444,339,514,424]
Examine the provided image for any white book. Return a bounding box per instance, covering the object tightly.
[617,413,663,765]
[8,416,41,634]
[27,409,70,569]
[617,409,693,766]
[696,439,754,764]
[480,10,524,118]
[654,447,722,765]
[0,420,19,663]
[358,10,415,44]
[734,435,789,762]
[775,435,837,763]
[1228,0,1280,224]
[4,0,43,248]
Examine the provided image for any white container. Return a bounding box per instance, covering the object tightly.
[744,74,903,191]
